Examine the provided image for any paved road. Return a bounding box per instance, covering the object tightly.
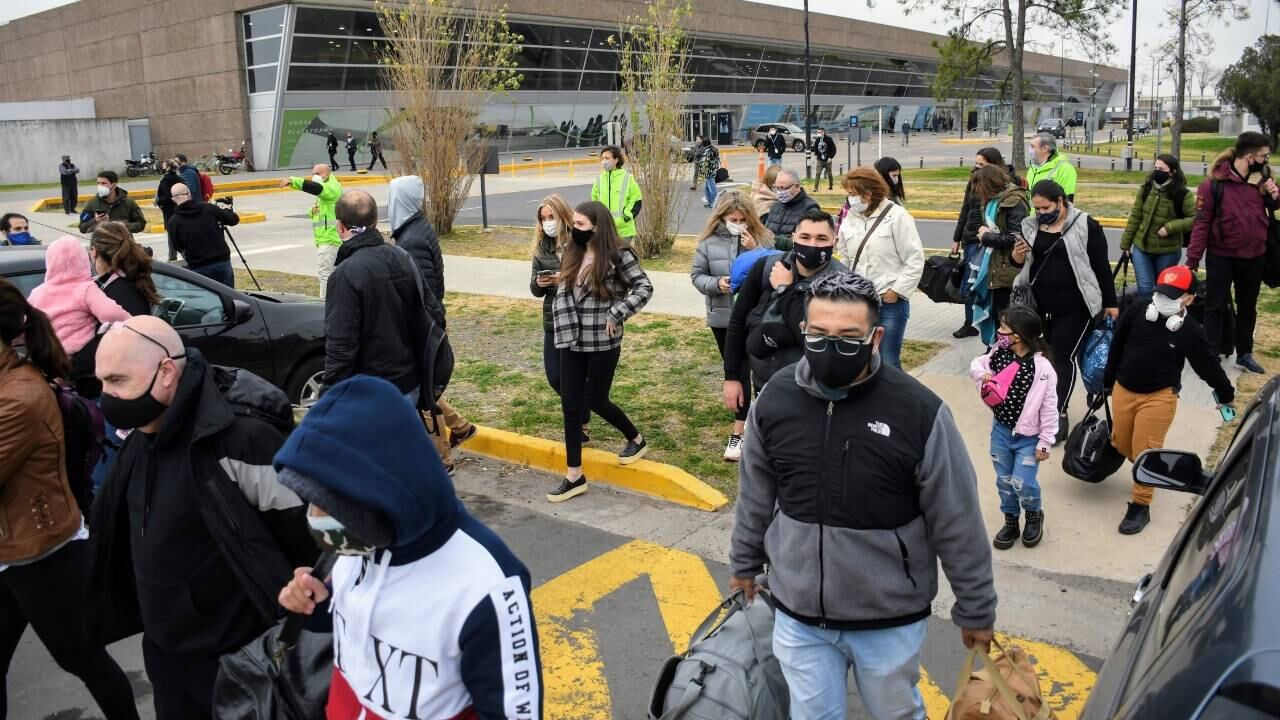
[11,460,1111,720]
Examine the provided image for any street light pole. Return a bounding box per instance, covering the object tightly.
[1125,0,1137,170]
[802,0,813,180]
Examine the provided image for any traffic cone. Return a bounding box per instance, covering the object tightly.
[757,150,765,180]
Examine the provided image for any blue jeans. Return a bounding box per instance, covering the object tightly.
[703,175,718,207]
[990,422,1042,514]
[773,612,928,720]
[1129,246,1180,298]
[767,157,782,167]
[878,297,910,369]
[189,260,235,288]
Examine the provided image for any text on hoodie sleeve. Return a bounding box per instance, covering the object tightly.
[459,574,542,720]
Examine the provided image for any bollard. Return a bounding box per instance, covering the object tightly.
[959,157,964,168]
[1077,158,1082,170]
[920,156,924,169]
[838,163,844,175]
[1203,162,1208,176]
[1111,159,1115,171]
[1201,153,1206,163]
[1139,159,1144,172]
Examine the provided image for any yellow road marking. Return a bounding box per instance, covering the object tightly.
[531,539,722,719]
[998,632,1097,720]
[919,665,952,718]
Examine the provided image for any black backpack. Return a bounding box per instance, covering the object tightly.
[51,381,106,515]
[1062,397,1126,483]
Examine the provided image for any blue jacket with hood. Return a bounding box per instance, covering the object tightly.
[274,376,542,720]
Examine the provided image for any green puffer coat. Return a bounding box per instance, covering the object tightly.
[1120,183,1196,255]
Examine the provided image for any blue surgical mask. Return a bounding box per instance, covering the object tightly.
[5,231,36,246]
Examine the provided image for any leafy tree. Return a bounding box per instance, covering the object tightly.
[1161,0,1248,156]
[1219,35,1280,147]
[903,0,1124,169]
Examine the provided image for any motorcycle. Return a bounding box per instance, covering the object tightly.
[217,140,254,175]
[124,152,158,177]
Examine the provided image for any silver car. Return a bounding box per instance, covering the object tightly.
[749,123,807,152]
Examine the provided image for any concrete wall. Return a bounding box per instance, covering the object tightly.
[0,118,131,185]
[0,98,96,121]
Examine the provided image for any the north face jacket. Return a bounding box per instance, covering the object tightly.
[731,356,998,631]
[273,375,542,720]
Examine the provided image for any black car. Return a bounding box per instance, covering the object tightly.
[1,246,326,406]
[1082,376,1280,718]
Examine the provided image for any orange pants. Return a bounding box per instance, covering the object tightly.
[423,397,471,471]
[1110,384,1177,506]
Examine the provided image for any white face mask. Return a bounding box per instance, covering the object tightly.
[541,219,559,237]
[848,196,868,214]
[602,159,614,171]
[312,174,325,184]
[1152,293,1184,318]
[96,185,111,198]
[725,220,746,236]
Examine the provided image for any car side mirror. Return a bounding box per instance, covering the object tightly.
[1133,449,1211,495]
[230,298,254,325]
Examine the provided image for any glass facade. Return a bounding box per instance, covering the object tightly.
[258,5,1120,167]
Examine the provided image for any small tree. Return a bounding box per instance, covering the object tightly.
[1196,62,1220,101]
[904,0,1123,169]
[1219,35,1280,147]
[613,0,693,258]
[929,32,995,140]
[376,0,521,234]
[1163,0,1248,157]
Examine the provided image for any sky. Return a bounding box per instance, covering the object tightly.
[0,0,1265,92]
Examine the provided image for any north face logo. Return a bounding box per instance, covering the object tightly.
[867,421,890,437]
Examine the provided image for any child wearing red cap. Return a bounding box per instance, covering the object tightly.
[1103,265,1236,534]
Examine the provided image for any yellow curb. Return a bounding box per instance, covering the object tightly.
[939,137,1007,145]
[464,425,729,512]
[145,210,266,235]
[819,205,1128,228]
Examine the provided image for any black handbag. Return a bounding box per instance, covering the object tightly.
[1062,396,1126,483]
[918,253,966,304]
[1114,255,1137,316]
[213,554,337,720]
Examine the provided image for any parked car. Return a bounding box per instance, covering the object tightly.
[749,123,807,152]
[1081,376,1280,719]
[0,246,326,406]
[1038,118,1067,138]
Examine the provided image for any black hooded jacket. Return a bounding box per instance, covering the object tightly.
[86,351,316,652]
[168,200,239,268]
[393,212,446,318]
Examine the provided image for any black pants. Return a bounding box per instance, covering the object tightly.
[1042,309,1093,414]
[0,540,139,720]
[560,346,638,467]
[367,151,387,171]
[991,287,1012,324]
[161,207,176,260]
[61,183,78,214]
[347,150,357,171]
[328,149,338,168]
[711,326,751,422]
[143,640,219,720]
[543,331,590,426]
[1204,252,1262,356]
[814,160,834,190]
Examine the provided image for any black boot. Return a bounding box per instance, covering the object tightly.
[1119,502,1151,535]
[993,513,1020,550]
[1022,510,1044,547]
[1054,412,1069,446]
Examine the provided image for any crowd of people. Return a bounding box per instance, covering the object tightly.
[0,129,1272,720]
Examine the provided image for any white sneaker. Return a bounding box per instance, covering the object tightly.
[723,434,743,462]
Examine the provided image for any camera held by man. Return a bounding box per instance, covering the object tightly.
[166,183,240,288]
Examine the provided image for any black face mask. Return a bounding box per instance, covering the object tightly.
[100,362,170,430]
[571,227,593,248]
[792,243,831,271]
[1037,208,1061,226]
[805,340,872,389]
[1248,159,1267,175]
[1151,170,1171,185]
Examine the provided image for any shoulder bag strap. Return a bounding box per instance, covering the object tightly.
[1026,213,1081,287]
[851,203,894,270]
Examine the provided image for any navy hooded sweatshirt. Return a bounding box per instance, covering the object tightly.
[274,376,542,720]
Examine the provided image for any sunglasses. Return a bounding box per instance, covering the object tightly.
[802,328,876,356]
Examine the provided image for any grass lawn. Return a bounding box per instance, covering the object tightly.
[234,268,945,497]
[1070,132,1235,162]
[439,225,701,274]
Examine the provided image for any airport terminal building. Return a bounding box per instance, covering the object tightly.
[0,0,1127,172]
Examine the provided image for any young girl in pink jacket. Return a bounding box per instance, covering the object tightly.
[969,304,1058,551]
[28,236,130,357]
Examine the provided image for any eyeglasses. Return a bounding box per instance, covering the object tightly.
[1251,153,1271,163]
[773,183,797,192]
[102,322,187,361]
[172,191,190,197]
[802,328,876,356]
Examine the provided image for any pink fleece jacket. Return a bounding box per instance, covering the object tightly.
[970,349,1060,450]
[27,236,130,355]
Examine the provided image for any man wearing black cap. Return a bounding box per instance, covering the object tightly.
[1104,265,1235,535]
[276,375,542,720]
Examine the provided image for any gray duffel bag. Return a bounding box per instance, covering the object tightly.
[647,589,790,720]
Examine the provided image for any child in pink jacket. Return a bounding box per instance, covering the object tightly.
[969,304,1058,551]
[28,236,130,356]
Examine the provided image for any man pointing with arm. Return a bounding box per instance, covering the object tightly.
[280,164,343,299]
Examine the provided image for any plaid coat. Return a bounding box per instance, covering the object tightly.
[552,247,653,352]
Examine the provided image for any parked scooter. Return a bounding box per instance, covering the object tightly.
[124,152,158,177]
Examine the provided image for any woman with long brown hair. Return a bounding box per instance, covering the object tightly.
[0,278,140,720]
[965,164,1030,341]
[530,194,590,439]
[90,220,160,317]
[690,189,770,461]
[547,201,653,502]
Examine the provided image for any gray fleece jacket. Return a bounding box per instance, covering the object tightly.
[730,355,997,630]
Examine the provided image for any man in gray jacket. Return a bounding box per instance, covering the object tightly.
[730,271,996,720]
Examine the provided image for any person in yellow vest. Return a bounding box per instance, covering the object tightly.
[279,164,343,299]
[590,146,643,243]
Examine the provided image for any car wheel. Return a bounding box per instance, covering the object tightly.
[285,354,326,407]
[793,140,805,152]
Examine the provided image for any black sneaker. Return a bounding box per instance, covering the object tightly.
[993,513,1020,550]
[1022,510,1044,547]
[449,423,478,448]
[1054,413,1069,446]
[952,325,980,339]
[1237,353,1266,374]
[618,438,648,465]
[547,476,587,503]
[1118,502,1151,535]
